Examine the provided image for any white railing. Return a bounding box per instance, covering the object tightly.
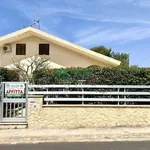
[28,85,150,106]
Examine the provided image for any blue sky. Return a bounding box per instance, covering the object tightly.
[0,0,150,67]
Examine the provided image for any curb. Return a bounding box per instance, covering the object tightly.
[1,133,150,144]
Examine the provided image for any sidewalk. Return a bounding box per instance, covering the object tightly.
[1,127,150,144]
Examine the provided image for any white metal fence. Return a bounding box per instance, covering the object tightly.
[28,85,150,106]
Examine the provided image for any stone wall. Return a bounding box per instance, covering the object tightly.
[28,97,150,129]
[0,123,27,129]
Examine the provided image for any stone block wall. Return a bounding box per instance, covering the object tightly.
[0,123,27,129]
[28,97,150,129]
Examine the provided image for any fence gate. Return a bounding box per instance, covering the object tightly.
[0,82,28,123]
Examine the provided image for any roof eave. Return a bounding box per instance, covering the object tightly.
[0,27,121,67]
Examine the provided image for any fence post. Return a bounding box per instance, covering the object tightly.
[46,88,49,105]
[124,88,126,105]
[0,83,2,122]
[82,87,84,105]
[118,88,120,105]
[0,82,4,122]
[26,82,29,120]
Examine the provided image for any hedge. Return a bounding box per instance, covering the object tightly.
[0,68,19,82]
[33,67,150,85]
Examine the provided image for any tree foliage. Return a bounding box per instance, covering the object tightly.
[90,46,129,68]
[111,52,129,68]
[91,46,112,57]
[0,68,19,82]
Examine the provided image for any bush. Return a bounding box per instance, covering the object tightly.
[33,67,150,85]
[0,68,19,82]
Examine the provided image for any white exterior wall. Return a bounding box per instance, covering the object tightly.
[0,36,107,68]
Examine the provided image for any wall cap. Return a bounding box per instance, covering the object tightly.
[28,95,44,98]
[42,105,150,108]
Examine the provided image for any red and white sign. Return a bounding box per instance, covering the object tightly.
[5,83,25,97]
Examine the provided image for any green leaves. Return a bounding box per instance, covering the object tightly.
[90,46,129,68]
[91,46,112,57]
[33,67,150,85]
[1,67,149,85]
[0,68,19,82]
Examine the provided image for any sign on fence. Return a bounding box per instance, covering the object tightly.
[4,82,25,98]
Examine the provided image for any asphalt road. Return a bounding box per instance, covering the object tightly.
[1,141,150,150]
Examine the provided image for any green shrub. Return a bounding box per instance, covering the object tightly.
[33,67,150,85]
[0,68,19,82]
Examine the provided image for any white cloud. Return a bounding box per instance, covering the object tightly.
[69,14,150,25]
[75,26,150,47]
[129,0,150,7]
[75,27,103,39]
[4,0,149,26]
[10,0,150,47]
[4,0,82,33]
[2,0,150,33]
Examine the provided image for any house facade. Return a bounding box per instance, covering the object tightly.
[0,27,120,68]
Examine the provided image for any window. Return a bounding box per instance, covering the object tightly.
[39,44,49,55]
[16,44,26,55]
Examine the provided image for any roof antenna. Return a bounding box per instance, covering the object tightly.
[23,11,41,29]
[33,10,36,28]
[29,10,41,30]
[37,17,40,30]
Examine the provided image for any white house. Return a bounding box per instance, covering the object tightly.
[0,27,120,68]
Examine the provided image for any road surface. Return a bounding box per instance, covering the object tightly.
[0,141,150,150]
